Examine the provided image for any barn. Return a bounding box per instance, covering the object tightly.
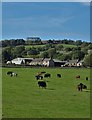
[53,59,67,67]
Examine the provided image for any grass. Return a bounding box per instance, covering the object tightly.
[25,44,77,49]
[2,67,90,118]
[25,44,45,49]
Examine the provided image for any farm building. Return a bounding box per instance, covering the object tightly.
[64,59,83,67]
[10,58,55,67]
[8,57,83,67]
[11,58,33,65]
[43,58,54,67]
[53,59,67,67]
[29,58,43,66]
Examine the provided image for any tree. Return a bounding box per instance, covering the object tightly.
[81,47,89,55]
[2,46,14,63]
[71,50,85,60]
[75,40,82,46]
[56,44,64,51]
[27,47,39,56]
[40,51,49,58]
[64,47,72,52]
[13,45,25,57]
[47,48,56,58]
[83,53,92,67]
[60,54,72,61]
[88,44,92,49]
[47,40,53,44]
[2,50,11,63]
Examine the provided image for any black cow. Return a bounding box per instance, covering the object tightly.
[35,75,43,80]
[77,83,87,91]
[7,71,13,77]
[41,71,46,74]
[57,74,61,78]
[38,81,47,89]
[44,73,51,78]
[82,84,87,89]
[7,71,13,75]
[86,77,88,81]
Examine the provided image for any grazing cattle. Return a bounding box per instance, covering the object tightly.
[12,72,17,77]
[86,77,88,81]
[35,75,43,80]
[44,73,51,78]
[7,71,17,77]
[77,83,87,91]
[38,81,47,89]
[41,71,46,74]
[57,74,61,78]
[82,84,87,89]
[76,75,80,79]
[7,71,13,75]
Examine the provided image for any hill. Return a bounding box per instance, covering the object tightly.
[1,39,92,67]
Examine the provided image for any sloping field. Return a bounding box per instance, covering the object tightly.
[2,67,90,118]
[25,44,77,49]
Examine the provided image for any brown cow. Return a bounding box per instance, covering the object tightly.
[76,75,80,79]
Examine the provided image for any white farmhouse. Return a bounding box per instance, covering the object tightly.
[11,58,25,65]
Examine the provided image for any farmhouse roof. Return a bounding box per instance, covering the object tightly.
[68,59,79,63]
[43,58,52,61]
[31,58,43,62]
[12,58,33,61]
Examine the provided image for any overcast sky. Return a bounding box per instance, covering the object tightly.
[2,2,90,41]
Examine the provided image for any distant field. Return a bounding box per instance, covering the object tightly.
[25,44,77,49]
[25,44,45,49]
[2,67,90,118]
[60,44,77,48]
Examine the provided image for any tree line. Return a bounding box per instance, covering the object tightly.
[1,39,92,67]
[1,39,91,47]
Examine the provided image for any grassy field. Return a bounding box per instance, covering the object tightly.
[2,67,90,118]
[25,44,77,49]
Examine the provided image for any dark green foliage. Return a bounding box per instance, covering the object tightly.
[56,44,64,50]
[2,39,92,66]
[13,45,25,57]
[27,47,40,55]
[75,40,82,46]
[64,47,72,52]
[83,53,92,67]
[40,51,49,58]
[47,48,56,58]
[2,39,25,47]
[71,50,85,60]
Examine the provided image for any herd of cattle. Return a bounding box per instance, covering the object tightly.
[7,71,89,91]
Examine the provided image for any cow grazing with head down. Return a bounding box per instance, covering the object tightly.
[38,81,47,89]
[76,75,80,79]
[7,71,17,77]
[77,83,87,91]
[7,71,13,75]
[44,73,51,78]
[57,74,61,78]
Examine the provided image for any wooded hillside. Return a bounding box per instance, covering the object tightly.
[1,39,92,67]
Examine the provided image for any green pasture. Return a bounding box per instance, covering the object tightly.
[25,44,76,49]
[56,44,77,48]
[2,67,90,118]
[25,44,45,49]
